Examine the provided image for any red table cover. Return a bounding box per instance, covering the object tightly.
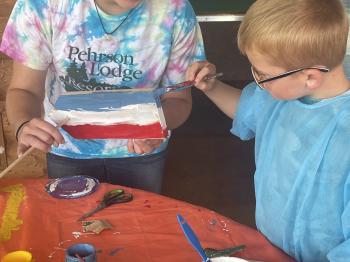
[0,179,294,262]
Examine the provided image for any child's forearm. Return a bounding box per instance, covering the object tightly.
[6,62,46,135]
[203,80,241,119]
[6,88,43,134]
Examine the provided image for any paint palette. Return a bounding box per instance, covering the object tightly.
[45,176,99,199]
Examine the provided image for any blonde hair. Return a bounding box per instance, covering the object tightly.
[237,0,349,70]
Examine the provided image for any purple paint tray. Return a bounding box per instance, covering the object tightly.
[45,176,99,199]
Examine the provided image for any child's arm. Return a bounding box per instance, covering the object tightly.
[186,61,242,119]
[6,62,65,155]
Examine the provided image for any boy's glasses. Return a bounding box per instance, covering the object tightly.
[251,66,330,89]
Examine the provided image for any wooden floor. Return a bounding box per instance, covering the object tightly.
[0,0,256,228]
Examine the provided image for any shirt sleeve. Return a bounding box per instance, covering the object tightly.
[230,82,259,140]
[159,0,206,86]
[0,0,53,70]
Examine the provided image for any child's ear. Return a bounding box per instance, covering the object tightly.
[304,69,324,90]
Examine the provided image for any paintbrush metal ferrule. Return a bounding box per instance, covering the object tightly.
[203,72,224,81]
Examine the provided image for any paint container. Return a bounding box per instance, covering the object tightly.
[1,250,32,262]
[65,243,96,262]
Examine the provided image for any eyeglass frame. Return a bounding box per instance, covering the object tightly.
[251,66,330,89]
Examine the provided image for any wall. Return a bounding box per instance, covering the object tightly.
[200,22,252,83]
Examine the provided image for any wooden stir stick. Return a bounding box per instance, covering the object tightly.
[0,118,69,179]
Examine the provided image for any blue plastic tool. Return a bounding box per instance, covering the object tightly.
[177,214,211,262]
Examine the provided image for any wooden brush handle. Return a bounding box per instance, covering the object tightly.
[0,146,35,179]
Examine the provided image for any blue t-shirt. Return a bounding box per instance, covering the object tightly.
[232,82,350,262]
[0,0,205,158]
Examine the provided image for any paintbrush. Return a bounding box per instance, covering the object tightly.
[155,72,223,97]
[165,72,224,92]
[0,118,69,179]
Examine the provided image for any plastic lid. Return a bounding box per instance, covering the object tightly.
[45,176,99,199]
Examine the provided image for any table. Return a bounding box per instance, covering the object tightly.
[0,179,294,261]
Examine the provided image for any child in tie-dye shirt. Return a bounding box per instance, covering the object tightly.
[0,0,205,193]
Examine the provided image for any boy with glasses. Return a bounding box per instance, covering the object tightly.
[187,0,350,261]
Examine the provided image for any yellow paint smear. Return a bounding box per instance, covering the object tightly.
[0,184,25,241]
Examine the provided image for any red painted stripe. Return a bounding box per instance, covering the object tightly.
[62,123,168,139]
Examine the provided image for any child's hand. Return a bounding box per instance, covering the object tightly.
[186,61,217,92]
[127,139,163,155]
[16,118,65,156]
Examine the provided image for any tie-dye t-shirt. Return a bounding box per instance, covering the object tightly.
[0,0,205,159]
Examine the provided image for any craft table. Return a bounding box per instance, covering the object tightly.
[0,179,295,261]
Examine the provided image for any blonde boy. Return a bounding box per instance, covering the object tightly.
[187,0,350,261]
